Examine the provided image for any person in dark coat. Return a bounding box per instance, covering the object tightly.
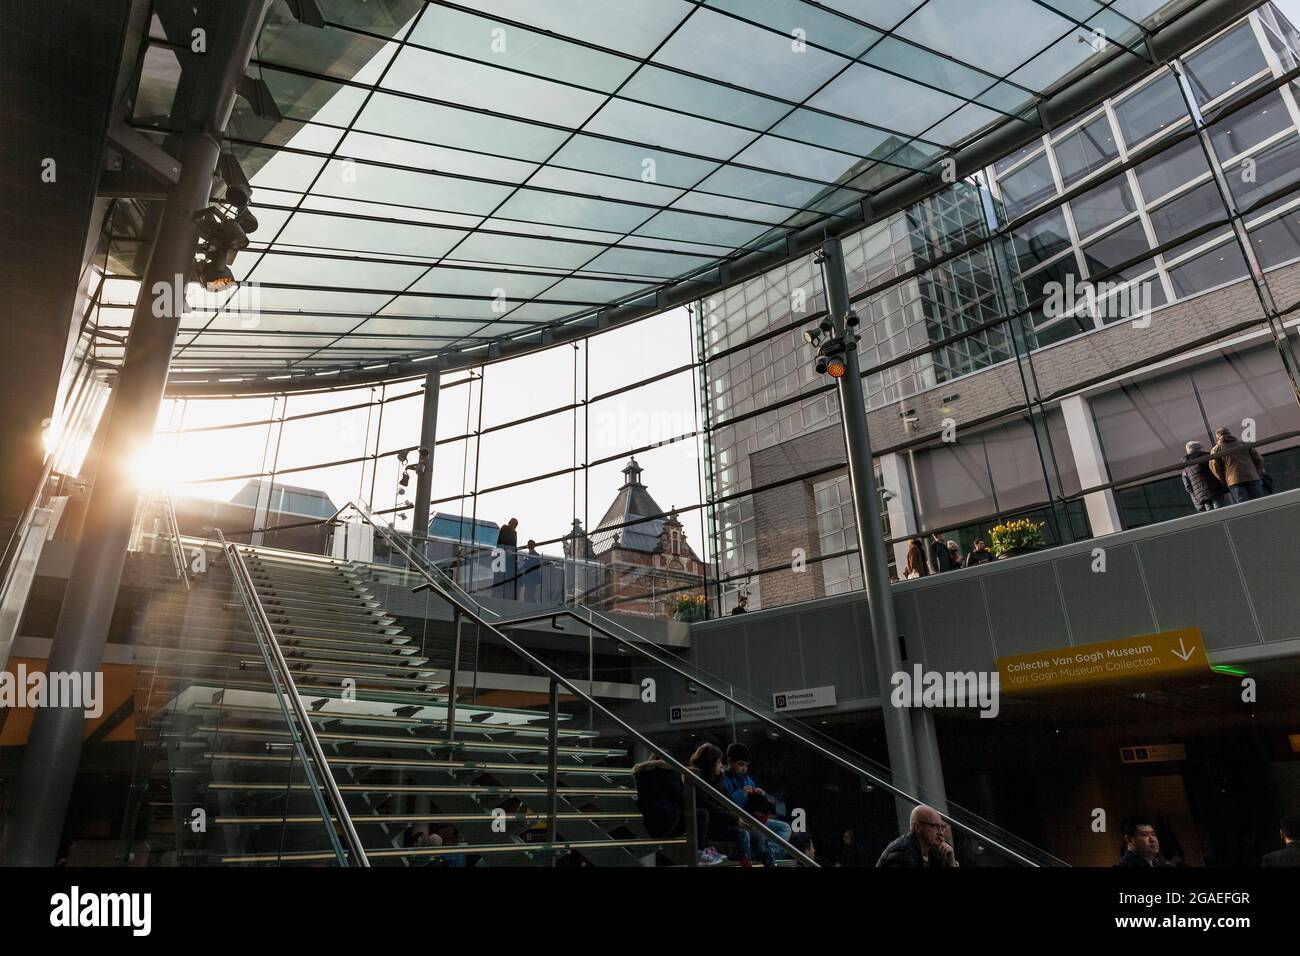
[1181,440,1229,512]
[493,517,519,598]
[632,754,723,865]
[1114,816,1170,867]
[1262,816,1300,866]
[963,538,995,567]
[877,805,958,867]
[519,539,542,603]
[929,531,956,573]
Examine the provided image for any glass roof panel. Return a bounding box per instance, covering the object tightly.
[380,46,605,128]
[652,7,855,102]
[458,0,696,58]
[139,0,1205,387]
[808,64,968,137]
[896,0,1074,80]
[705,0,882,59]
[618,65,792,132]
[407,5,638,93]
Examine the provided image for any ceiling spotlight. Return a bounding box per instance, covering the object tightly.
[192,205,250,293]
[234,207,259,234]
[198,248,236,293]
[802,328,822,347]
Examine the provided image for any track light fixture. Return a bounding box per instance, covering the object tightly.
[192,165,259,294]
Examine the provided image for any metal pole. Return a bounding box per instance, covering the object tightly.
[546,677,560,857]
[684,781,700,866]
[446,607,462,741]
[0,0,273,867]
[820,236,925,832]
[412,368,440,546]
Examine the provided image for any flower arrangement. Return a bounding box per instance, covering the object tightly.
[673,593,709,622]
[988,518,1045,557]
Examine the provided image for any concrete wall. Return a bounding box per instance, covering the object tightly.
[689,485,1300,706]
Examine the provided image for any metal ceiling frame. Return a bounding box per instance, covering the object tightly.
[151,0,1263,396]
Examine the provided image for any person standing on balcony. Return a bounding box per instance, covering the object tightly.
[520,539,542,603]
[929,531,956,573]
[1181,440,1230,512]
[963,539,994,567]
[493,517,519,598]
[1208,428,1267,504]
[904,538,929,578]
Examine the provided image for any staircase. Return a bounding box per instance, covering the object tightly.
[127,541,685,866]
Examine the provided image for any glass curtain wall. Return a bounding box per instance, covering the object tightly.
[150,6,1300,619]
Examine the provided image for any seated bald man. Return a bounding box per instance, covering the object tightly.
[877,804,959,868]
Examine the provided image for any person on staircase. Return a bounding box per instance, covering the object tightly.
[632,753,724,866]
[722,742,792,866]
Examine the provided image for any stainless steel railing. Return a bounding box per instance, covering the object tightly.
[497,605,1064,867]
[216,529,370,867]
[341,500,816,867]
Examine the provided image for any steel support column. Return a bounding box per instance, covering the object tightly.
[0,0,272,866]
[820,237,933,831]
[411,368,440,544]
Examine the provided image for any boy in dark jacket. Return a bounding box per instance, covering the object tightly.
[721,743,792,865]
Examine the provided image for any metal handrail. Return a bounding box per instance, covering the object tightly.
[162,492,190,590]
[216,530,370,867]
[342,501,816,867]
[338,500,498,622]
[499,606,1064,867]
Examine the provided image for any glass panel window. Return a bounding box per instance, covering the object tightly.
[1134,135,1211,205]
[1010,207,1072,272]
[1053,113,1119,186]
[1248,206,1300,269]
[1226,133,1300,212]
[1070,175,1136,237]
[1192,345,1300,444]
[1183,21,1269,107]
[995,141,1045,176]
[999,153,1056,219]
[1114,73,1187,147]
[1208,90,1292,163]
[1081,219,1151,277]
[910,441,995,532]
[1148,180,1225,246]
[1091,373,1208,482]
[1167,240,1248,296]
[984,416,1052,514]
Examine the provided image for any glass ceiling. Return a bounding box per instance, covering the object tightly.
[109,0,1199,388]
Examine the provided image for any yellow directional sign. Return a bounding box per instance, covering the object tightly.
[997,628,1210,696]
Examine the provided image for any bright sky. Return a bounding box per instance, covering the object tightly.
[155,305,710,556]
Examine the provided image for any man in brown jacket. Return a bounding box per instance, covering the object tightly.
[1209,427,1266,503]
